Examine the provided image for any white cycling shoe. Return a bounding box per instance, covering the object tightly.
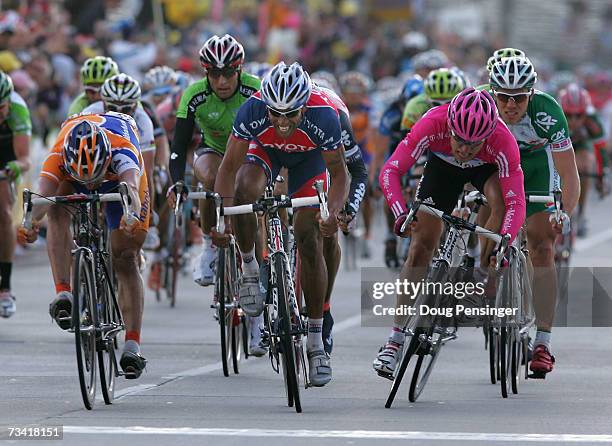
[0,291,16,318]
[373,341,403,377]
[308,349,332,387]
[193,245,217,287]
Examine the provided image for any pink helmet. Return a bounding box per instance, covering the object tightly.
[558,83,591,114]
[447,87,498,142]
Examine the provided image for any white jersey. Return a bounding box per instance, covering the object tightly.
[83,101,156,153]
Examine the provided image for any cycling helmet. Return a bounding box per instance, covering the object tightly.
[260,62,312,111]
[80,56,119,86]
[400,74,424,102]
[142,65,177,96]
[174,70,194,91]
[424,68,465,102]
[199,34,245,70]
[489,56,537,90]
[401,32,428,51]
[311,70,340,93]
[101,73,141,104]
[243,61,273,79]
[447,87,498,142]
[450,66,471,88]
[63,120,112,184]
[558,83,592,114]
[0,70,13,102]
[411,49,449,71]
[486,47,526,73]
[339,71,372,95]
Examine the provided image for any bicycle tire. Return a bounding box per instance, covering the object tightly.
[409,326,443,402]
[231,308,241,374]
[98,275,117,405]
[500,326,512,398]
[384,330,420,408]
[241,314,250,359]
[169,227,181,307]
[274,254,301,413]
[216,247,230,377]
[73,249,97,410]
[488,323,497,384]
[511,330,520,394]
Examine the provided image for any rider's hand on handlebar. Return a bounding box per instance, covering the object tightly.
[393,212,416,237]
[210,219,232,248]
[550,211,571,235]
[18,222,39,244]
[167,182,189,210]
[318,211,339,237]
[337,210,356,233]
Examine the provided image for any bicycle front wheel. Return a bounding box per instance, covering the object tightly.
[73,249,98,410]
[273,254,301,413]
[409,326,443,402]
[216,247,231,377]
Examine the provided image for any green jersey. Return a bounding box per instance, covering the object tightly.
[175,72,261,153]
[67,92,90,116]
[400,93,432,132]
[0,91,32,167]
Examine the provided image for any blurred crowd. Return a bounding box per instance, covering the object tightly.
[0,0,611,143]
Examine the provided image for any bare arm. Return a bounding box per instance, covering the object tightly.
[31,177,60,222]
[322,145,349,217]
[154,134,170,170]
[553,149,580,215]
[214,135,250,206]
[12,133,31,173]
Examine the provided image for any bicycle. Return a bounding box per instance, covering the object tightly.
[384,200,506,406]
[220,180,328,413]
[22,183,134,410]
[175,186,248,376]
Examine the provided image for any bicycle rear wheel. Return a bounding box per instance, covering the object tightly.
[274,254,301,413]
[98,275,119,405]
[73,250,97,410]
[511,330,521,394]
[487,322,497,384]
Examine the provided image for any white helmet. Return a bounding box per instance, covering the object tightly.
[142,65,176,95]
[199,34,245,70]
[260,62,312,111]
[101,73,141,104]
[489,56,537,90]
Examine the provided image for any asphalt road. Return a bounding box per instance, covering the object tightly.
[1,193,612,446]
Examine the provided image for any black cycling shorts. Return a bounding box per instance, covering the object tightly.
[415,153,497,214]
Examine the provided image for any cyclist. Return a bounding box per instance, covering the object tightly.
[142,65,178,107]
[311,82,369,355]
[486,48,526,74]
[214,62,349,386]
[18,114,150,379]
[67,56,119,115]
[401,67,466,133]
[374,75,424,268]
[166,34,264,354]
[339,71,375,258]
[410,49,450,79]
[373,88,526,377]
[558,83,608,236]
[489,56,580,377]
[83,73,160,249]
[0,70,31,318]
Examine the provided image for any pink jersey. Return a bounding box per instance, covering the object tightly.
[379,104,526,242]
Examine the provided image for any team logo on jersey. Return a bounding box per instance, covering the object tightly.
[551,129,566,142]
[535,112,557,132]
[208,112,220,120]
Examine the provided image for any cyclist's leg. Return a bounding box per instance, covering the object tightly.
[107,180,150,378]
[192,149,223,286]
[374,154,461,375]
[322,234,340,354]
[523,149,557,375]
[47,180,76,328]
[0,177,16,317]
[233,145,271,316]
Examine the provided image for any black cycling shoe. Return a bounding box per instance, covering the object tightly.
[120,351,147,379]
[322,309,334,355]
[49,292,73,330]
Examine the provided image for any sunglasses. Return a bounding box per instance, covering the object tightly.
[84,85,101,94]
[267,107,302,119]
[207,68,238,79]
[450,129,485,148]
[493,90,532,104]
[105,102,136,114]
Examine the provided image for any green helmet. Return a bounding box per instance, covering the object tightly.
[486,47,525,73]
[424,68,465,102]
[0,70,13,102]
[80,56,119,86]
